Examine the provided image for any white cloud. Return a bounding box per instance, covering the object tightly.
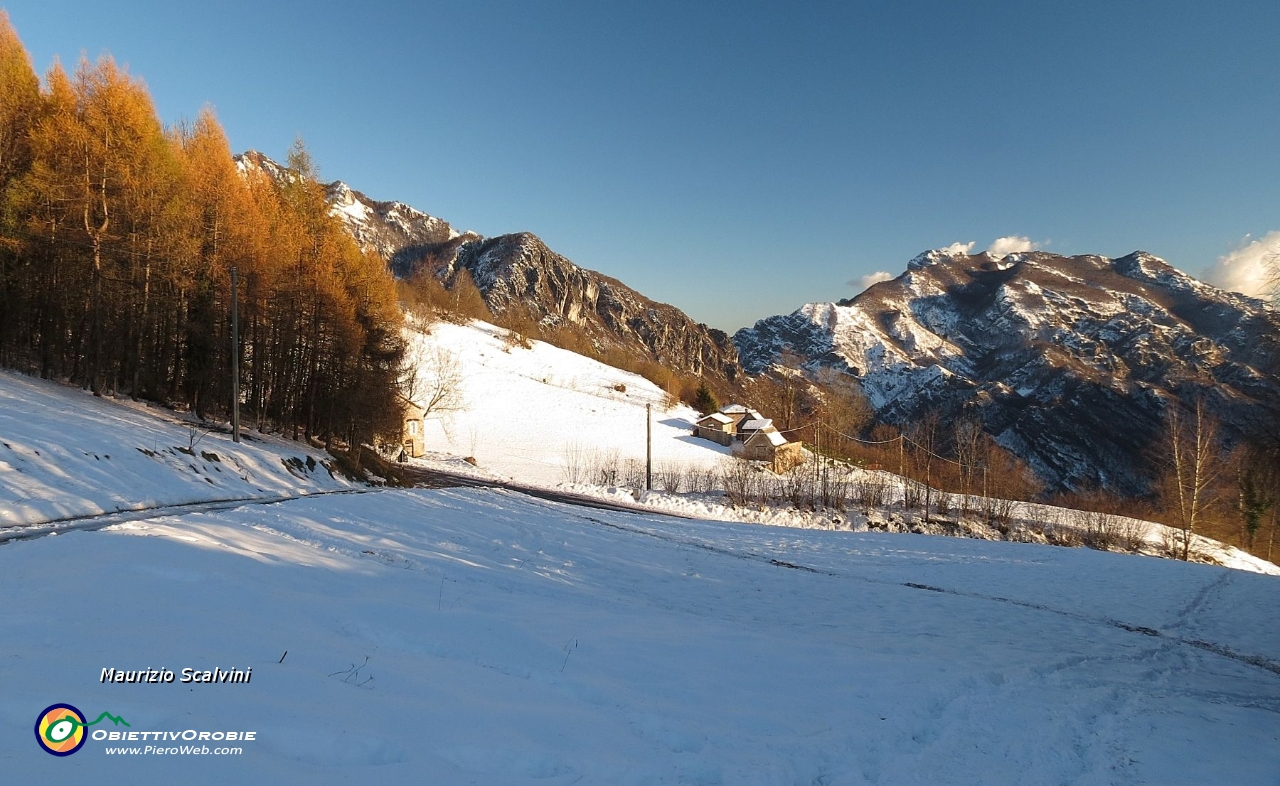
[1202,232,1280,299]
[849,271,894,292]
[987,235,1041,258]
[941,241,976,255]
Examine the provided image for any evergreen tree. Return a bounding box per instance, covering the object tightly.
[694,381,718,415]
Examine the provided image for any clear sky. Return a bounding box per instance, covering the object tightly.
[7,1,1279,330]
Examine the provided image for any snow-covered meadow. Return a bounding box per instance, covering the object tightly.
[405,318,734,486]
[3,486,1279,784]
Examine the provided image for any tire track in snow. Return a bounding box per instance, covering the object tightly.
[868,580,1280,680]
[0,488,376,544]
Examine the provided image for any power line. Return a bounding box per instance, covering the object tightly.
[818,421,965,468]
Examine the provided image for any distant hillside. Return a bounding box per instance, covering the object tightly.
[735,249,1280,494]
[236,151,742,388]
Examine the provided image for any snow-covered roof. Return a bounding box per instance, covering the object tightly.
[740,418,772,431]
[698,413,733,425]
[762,430,788,447]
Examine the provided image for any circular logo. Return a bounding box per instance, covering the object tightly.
[35,704,87,756]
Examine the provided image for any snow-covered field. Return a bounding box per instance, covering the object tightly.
[0,370,350,528]
[3,486,1279,784]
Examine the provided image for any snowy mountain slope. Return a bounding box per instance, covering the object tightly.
[3,486,1278,784]
[735,249,1280,493]
[0,370,352,527]
[404,318,734,485]
[443,232,742,383]
[324,180,480,276]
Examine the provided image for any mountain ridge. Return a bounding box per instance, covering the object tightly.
[234,151,742,386]
[735,248,1280,494]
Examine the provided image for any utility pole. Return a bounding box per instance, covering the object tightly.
[645,403,652,491]
[231,266,240,444]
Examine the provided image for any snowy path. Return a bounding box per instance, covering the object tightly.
[0,487,374,544]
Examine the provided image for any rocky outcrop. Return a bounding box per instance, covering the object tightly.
[324,181,479,276]
[446,233,740,383]
[234,150,477,277]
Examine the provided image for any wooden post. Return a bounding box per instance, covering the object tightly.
[646,403,652,491]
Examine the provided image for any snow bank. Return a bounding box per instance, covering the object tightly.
[0,371,352,527]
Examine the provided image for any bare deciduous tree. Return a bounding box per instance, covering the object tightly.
[953,417,985,514]
[1236,446,1276,551]
[907,412,942,523]
[402,343,464,419]
[1158,398,1225,561]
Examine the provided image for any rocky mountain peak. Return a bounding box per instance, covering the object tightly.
[736,249,1279,494]
[445,232,741,383]
[233,151,741,385]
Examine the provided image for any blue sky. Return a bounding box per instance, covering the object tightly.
[7,1,1279,330]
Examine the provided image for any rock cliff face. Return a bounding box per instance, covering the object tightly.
[324,180,479,276]
[445,233,740,383]
[735,249,1280,494]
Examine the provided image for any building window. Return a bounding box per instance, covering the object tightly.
[408,420,419,435]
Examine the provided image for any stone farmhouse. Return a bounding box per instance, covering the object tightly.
[694,404,805,472]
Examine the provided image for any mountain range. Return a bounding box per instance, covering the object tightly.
[235,151,1279,494]
[735,248,1280,493]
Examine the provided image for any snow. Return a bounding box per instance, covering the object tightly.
[2,330,1279,782]
[0,371,351,528]
[760,429,787,447]
[405,319,735,486]
[328,185,372,224]
[3,486,1278,783]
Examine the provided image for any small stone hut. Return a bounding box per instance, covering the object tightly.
[400,398,426,459]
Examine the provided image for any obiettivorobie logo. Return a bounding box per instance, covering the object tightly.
[35,704,129,756]
[35,702,257,757]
